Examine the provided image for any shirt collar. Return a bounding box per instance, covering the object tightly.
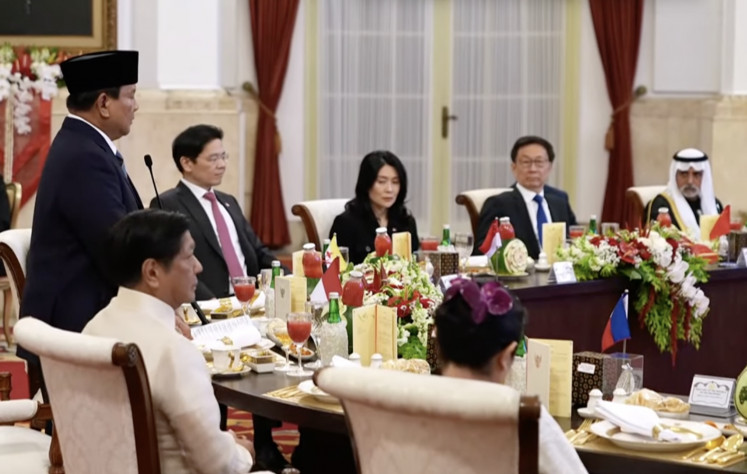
[110,286,177,330]
[67,113,119,156]
[515,183,544,203]
[181,178,213,201]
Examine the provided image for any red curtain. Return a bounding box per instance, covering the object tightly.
[248,0,299,248]
[0,96,53,206]
[589,0,644,224]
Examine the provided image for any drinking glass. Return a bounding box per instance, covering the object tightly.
[338,246,350,265]
[287,312,313,377]
[305,301,325,369]
[231,276,256,317]
[569,225,586,239]
[273,326,294,373]
[452,232,474,272]
[600,222,620,237]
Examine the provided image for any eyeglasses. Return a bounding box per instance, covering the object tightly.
[516,158,550,169]
[204,152,229,164]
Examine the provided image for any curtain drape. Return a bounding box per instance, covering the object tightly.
[589,0,644,225]
[248,0,299,248]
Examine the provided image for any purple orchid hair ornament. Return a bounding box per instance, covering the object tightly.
[444,278,514,324]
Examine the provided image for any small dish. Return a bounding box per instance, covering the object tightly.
[656,410,689,420]
[252,338,275,350]
[209,364,251,378]
[534,264,551,272]
[298,379,338,404]
[495,272,529,281]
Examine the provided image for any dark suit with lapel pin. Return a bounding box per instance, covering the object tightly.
[475,184,577,259]
[153,181,276,300]
[19,117,143,363]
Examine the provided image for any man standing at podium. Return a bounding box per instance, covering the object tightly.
[19,51,143,392]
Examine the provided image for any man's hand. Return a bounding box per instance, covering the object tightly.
[174,312,193,340]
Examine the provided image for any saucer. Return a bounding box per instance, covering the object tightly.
[534,263,551,272]
[577,407,601,419]
[210,364,251,378]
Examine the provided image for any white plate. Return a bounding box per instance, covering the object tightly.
[589,419,721,452]
[209,364,251,378]
[656,410,690,420]
[298,379,338,404]
[577,407,601,419]
[252,338,275,350]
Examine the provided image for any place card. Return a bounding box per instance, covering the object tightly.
[392,232,412,261]
[547,262,577,284]
[542,222,566,265]
[274,276,307,320]
[688,374,736,416]
[737,249,747,268]
[292,250,305,276]
[700,214,720,243]
[527,338,573,417]
[352,305,397,366]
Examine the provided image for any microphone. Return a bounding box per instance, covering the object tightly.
[144,154,162,209]
[191,301,210,325]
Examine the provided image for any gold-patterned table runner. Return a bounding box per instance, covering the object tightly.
[264,385,344,414]
[578,438,747,469]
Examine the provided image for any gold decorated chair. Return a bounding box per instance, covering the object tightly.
[291,199,349,250]
[455,188,510,237]
[14,317,161,474]
[624,185,666,228]
[315,367,540,474]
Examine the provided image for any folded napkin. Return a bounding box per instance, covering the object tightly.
[198,292,266,312]
[595,400,683,442]
[466,255,489,268]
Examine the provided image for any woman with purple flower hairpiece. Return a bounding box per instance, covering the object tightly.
[435,278,587,474]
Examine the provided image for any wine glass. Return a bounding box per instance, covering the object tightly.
[273,327,294,373]
[453,232,474,272]
[231,276,256,317]
[286,312,313,377]
[305,301,325,369]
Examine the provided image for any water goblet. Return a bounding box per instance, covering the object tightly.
[305,301,325,369]
[231,276,256,317]
[273,328,294,373]
[453,232,474,272]
[287,312,314,377]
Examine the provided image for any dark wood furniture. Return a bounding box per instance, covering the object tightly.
[0,182,22,344]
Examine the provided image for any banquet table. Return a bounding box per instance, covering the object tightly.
[214,371,747,474]
[504,266,747,395]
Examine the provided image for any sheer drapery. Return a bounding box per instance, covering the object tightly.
[248,0,299,248]
[589,0,644,225]
[317,0,433,231]
[450,0,565,231]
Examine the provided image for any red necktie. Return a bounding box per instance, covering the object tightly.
[203,191,244,278]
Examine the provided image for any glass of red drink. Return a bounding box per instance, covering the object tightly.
[569,225,586,240]
[420,236,439,251]
[287,312,313,377]
[231,276,257,317]
[730,218,744,231]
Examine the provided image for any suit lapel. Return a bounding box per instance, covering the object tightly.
[509,187,541,258]
[175,182,223,257]
[545,193,566,224]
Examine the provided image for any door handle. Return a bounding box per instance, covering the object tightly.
[441,106,458,139]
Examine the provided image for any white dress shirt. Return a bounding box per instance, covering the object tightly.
[180,178,248,289]
[515,183,553,244]
[83,287,253,473]
[539,405,588,474]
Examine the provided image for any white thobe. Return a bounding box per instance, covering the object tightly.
[539,405,588,474]
[84,287,253,474]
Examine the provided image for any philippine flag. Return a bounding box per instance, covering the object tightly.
[601,291,631,352]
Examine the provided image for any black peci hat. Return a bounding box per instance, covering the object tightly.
[61,50,139,95]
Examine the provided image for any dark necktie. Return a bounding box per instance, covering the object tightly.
[533,194,548,245]
[203,191,244,278]
[115,151,143,209]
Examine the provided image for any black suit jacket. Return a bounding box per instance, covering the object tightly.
[475,185,577,259]
[153,181,277,299]
[20,117,143,363]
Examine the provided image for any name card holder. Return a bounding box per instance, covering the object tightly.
[688,374,736,417]
[547,262,577,284]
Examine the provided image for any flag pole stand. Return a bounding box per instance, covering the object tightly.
[622,339,627,355]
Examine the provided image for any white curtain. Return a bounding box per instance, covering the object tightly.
[450,0,565,231]
[317,0,433,230]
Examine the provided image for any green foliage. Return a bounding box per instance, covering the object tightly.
[398,334,426,360]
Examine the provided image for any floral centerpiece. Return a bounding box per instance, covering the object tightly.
[0,44,64,135]
[341,253,443,359]
[556,224,710,364]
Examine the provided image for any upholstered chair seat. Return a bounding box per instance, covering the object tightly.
[624,185,666,228]
[455,188,510,236]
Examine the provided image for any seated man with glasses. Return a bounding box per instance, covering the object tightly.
[153,124,291,472]
[475,135,577,259]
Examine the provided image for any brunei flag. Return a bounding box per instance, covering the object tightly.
[324,233,347,270]
[601,291,631,352]
[309,257,344,304]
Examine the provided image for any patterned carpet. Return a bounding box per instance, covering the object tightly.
[227,408,300,460]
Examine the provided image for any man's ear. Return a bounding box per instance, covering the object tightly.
[141,258,161,289]
[97,93,111,118]
[180,156,194,173]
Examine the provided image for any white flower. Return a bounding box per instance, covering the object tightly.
[667,258,688,284]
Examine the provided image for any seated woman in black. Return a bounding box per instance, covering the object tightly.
[330,150,419,263]
[435,278,587,474]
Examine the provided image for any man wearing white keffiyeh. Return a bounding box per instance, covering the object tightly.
[645,148,723,237]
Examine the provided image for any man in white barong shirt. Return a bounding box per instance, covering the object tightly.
[84,209,256,474]
[645,148,723,236]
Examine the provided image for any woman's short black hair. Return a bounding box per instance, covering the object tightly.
[435,279,526,373]
[347,150,409,221]
[105,209,191,287]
